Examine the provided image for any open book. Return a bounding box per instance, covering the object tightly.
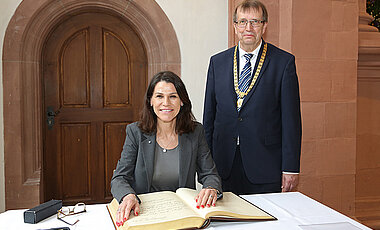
[107,188,276,230]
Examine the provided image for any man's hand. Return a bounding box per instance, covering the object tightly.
[281,174,299,192]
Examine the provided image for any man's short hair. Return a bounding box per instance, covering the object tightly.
[233,0,268,23]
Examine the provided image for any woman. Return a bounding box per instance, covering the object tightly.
[111,71,222,227]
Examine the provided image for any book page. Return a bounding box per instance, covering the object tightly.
[124,191,203,228]
[176,188,275,220]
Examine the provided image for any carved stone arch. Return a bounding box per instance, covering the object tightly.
[3,0,180,209]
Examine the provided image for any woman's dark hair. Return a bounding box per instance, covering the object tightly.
[138,71,196,134]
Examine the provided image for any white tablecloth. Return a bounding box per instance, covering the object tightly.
[0,192,371,230]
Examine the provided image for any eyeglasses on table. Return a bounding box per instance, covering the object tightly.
[57,202,86,226]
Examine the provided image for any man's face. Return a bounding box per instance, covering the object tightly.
[234,7,267,52]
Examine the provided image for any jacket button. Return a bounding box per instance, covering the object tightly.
[148,140,152,144]
[238,117,243,121]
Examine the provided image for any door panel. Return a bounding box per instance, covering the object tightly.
[43,12,146,205]
[61,29,89,107]
[104,30,131,107]
[104,122,129,199]
[61,124,90,200]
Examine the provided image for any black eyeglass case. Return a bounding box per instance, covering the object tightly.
[24,199,62,224]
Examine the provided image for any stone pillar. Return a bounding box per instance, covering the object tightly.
[358,0,378,32]
[356,0,380,229]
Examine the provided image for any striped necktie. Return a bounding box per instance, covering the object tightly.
[238,53,254,95]
[237,53,253,110]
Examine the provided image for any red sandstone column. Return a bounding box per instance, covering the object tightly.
[356,0,380,229]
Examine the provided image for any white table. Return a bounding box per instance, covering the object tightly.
[0,192,371,230]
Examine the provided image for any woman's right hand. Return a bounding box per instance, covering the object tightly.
[116,193,140,227]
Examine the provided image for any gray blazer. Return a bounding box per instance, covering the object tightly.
[111,122,222,203]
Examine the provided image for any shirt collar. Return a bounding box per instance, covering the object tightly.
[238,40,262,59]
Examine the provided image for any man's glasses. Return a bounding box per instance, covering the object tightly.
[235,19,265,28]
[57,203,86,226]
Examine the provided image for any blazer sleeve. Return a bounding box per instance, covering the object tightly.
[111,124,139,203]
[195,124,222,193]
[203,57,216,154]
[281,55,302,173]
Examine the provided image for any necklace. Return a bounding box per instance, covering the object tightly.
[234,43,267,109]
[157,135,176,153]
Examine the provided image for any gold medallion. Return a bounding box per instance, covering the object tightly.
[233,43,267,110]
[237,98,244,108]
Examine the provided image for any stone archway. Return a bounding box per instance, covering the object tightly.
[3,0,180,209]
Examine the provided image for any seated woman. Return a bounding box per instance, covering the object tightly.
[111,71,222,227]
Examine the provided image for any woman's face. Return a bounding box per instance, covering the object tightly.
[150,81,182,124]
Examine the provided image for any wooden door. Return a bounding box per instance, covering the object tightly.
[42,12,147,205]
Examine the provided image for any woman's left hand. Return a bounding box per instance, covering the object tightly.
[194,188,218,209]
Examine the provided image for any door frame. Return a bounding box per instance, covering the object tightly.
[3,0,180,210]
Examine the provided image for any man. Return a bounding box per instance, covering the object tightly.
[203,0,301,195]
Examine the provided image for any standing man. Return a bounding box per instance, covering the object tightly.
[203,0,301,195]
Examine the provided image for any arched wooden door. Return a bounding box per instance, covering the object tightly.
[42,12,147,205]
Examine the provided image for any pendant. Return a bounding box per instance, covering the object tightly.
[237,98,243,108]
[163,148,167,153]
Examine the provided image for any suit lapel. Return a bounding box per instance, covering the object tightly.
[178,133,192,187]
[140,132,156,190]
[240,41,271,110]
[227,47,239,112]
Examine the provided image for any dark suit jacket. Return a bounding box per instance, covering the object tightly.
[111,122,222,203]
[203,41,302,184]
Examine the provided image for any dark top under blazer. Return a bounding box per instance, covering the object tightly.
[203,41,302,184]
[111,122,222,203]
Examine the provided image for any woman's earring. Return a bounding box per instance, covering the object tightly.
[181,102,184,107]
